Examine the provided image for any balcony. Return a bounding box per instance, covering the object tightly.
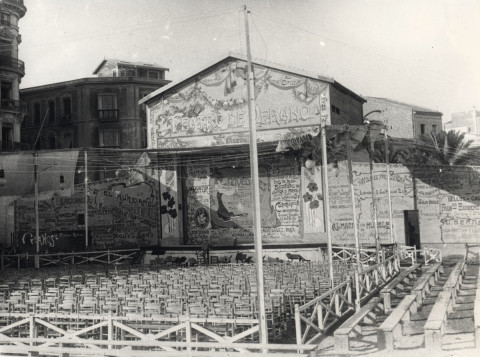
[0,55,25,76]
[0,99,24,113]
[98,109,119,121]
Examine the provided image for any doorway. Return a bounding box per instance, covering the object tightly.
[404,210,420,249]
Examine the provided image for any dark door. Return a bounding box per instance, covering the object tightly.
[404,210,420,249]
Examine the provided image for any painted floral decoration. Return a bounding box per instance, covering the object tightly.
[307,182,318,192]
[309,200,320,209]
[303,192,313,202]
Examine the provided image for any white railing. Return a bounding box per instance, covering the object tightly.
[0,248,141,269]
[332,246,377,266]
[353,253,402,309]
[0,313,316,356]
[398,245,417,265]
[295,277,354,346]
[423,246,442,266]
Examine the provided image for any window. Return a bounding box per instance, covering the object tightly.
[49,136,56,149]
[420,124,425,135]
[148,71,159,79]
[127,69,136,77]
[1,81,12,100]
[99,129,119,147]
[63,133,73,148]
[138,68,147,78]
[97,89,119,120]
[34,102,41,125]
[119,69,126,77]
[63,97,72,119]
[1,13,10,26]
[48,100,55,123]
[432,124,437,134]
[331,105,340,115]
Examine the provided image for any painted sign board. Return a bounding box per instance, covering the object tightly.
[148,59,330,149]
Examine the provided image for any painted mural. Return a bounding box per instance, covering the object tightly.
[185,155,303,245]
[148,59,330,149]
[15,173,161,250]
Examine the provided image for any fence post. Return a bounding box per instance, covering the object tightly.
[186,314,192,352]
[317,300,324,330]
[30,316,35,346]
[108,316,113,349]
[108,250,111,264]
[295,304,302,347]
[335,292,340,317]
[354,270,361,311]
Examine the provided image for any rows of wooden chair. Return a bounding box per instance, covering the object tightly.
[0,260,352,341]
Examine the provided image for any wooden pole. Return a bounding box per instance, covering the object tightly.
[368,129,381,262]
[320,123,334,288]
[345,128,361,270]
[243,5,268,346]
[34,152,40,268]
[384,131,395,244]
[85,150,89,248]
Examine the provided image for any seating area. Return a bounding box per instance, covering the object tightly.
[0,259,352,341]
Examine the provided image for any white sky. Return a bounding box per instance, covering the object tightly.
[19,0,480,123]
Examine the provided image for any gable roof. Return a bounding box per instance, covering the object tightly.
[93,59,169,75]
[139,53,365,105]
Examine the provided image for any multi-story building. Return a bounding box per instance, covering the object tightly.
[363,96,443,138]
[20,59,170,151]
[444,108,480,137]
[0,0,26,152]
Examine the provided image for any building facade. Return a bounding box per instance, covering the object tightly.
[20,60,170,152]
[140,54,366,247]
[444,108,480,136]
[363,96,443,138]
[0,0,26,152]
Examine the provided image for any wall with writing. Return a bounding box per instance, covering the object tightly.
[15,174,161,250]
[329,162,415,246]
[184,155,306,245]
[328,161,480,252]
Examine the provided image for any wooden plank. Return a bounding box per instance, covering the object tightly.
[425,291,451,332]
[381,264,419,313]
[444,262,464,290]
[411,262,442,305]
[334,297,382,352]
[379,294,417,333]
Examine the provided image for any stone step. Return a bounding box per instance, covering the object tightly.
[455,295,475,304]
[448,309,474,319]
[445,318,474,334]
[402,320,425,336]
[453,302,474,311]
[458,288,476,296]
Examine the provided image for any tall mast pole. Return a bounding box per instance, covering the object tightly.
[346,128,361,270]
[321,121,334,288]
[85,150,89,248]
[34,152,39,268]
[243,5,268,345]
[384,129,394,244]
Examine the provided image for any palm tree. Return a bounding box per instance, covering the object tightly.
[406,130,479,166]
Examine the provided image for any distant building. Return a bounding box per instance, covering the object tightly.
[444,108,480,137]
[20,59,170,152]
[363,96,443,138]
[0,0,26,152]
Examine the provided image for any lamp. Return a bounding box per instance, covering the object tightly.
[305,159,316,170]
